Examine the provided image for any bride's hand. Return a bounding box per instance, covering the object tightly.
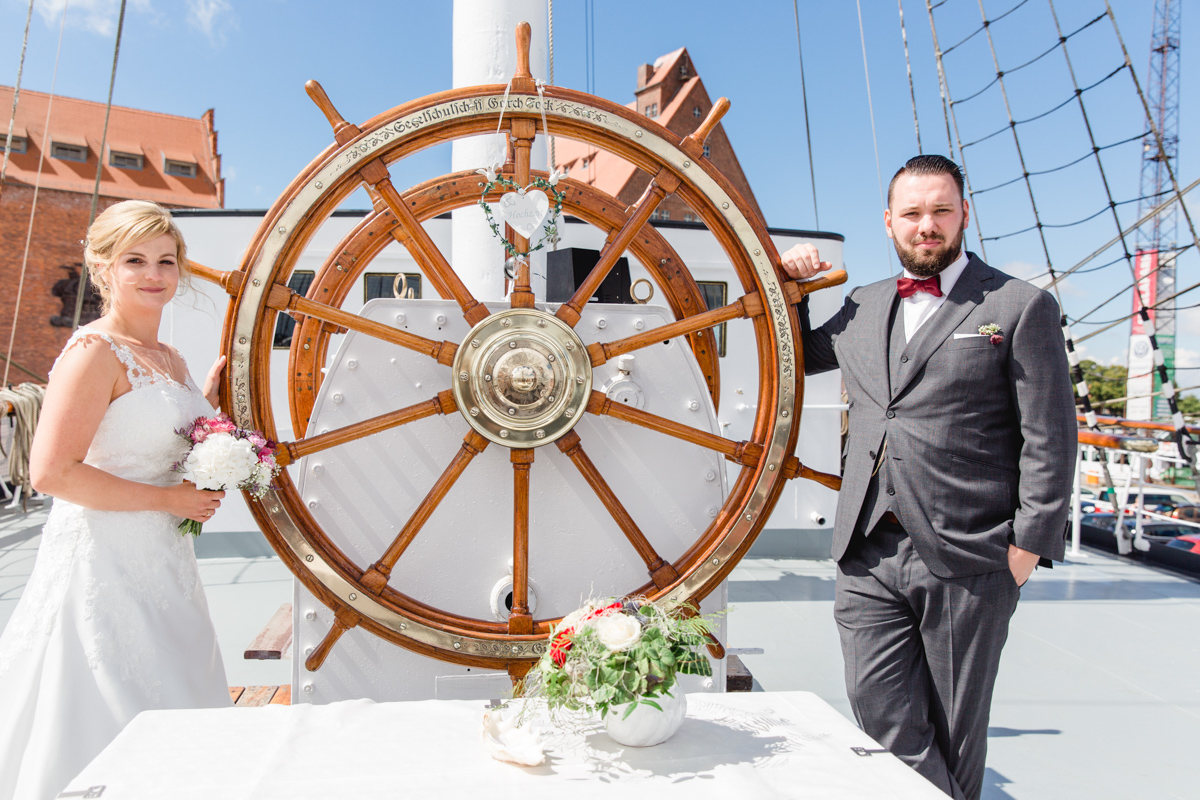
[203,355,226,410]
[163,482,225,522]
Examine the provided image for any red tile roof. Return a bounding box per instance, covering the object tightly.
[553,48,762,220]
[0,86,222,208]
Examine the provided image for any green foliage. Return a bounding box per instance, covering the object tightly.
[1178,394,1200,417]
[524,599,716,722]
[1077,359,1128,416]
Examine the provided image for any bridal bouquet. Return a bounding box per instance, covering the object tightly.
[526,598,714,721]
[171,414,280,536]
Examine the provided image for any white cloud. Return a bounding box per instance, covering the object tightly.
[223,165,237,181]
[1173,347,1200,370]
[36,0,152,37]
[187,0,235,43]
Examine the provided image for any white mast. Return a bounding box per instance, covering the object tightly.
[451,0,548,303]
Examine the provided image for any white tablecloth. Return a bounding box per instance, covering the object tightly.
[63,691,945,799]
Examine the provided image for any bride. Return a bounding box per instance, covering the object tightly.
[0,201,232,800]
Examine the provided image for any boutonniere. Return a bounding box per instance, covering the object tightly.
[979,323,1004,346]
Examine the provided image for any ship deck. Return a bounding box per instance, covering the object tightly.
[2,503,1197,799]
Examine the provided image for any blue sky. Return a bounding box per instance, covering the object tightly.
[2,0,1196,377]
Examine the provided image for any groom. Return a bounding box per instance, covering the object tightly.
[781,155,1075,800]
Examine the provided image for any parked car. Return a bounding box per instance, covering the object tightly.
[1171,505,1200,522]
[1079,513,1200,544]
[1166,535,1200,554]
[1090,490,1197,515]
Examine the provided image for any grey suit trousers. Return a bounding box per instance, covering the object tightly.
[835,521,1019,800]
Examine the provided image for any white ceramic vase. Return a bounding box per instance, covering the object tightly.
[604,688,687,747]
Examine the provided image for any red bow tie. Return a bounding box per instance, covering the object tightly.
[896,275,942,298]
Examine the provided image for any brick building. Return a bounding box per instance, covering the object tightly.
[553,47,763,223]
[0,86,222,383]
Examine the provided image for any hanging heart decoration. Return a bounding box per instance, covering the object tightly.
[477,166,566,259]
[497,189,550,239]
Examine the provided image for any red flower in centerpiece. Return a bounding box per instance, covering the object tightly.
[550,628,574,668]
[581,602,622,623]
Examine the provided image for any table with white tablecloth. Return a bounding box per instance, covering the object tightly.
[62,691,946,799]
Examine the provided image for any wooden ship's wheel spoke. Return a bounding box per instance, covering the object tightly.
[276,391,456,466]
[555,431,680,590]
[265,285,458,365]
[509,449,534,635]
[556,175,678,328]
[587,270,849,367]
[305,80,490,326]
[206,21,854,673]
[585,390,763,467]
[358,431,490,596]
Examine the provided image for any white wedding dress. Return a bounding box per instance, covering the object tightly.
[0,329,231,800]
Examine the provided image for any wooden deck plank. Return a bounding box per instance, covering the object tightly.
[244,602,293,660]
[234,685,278,707]
[726,654,753,692]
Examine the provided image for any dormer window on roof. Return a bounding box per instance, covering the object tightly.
[109,148,143,170]
[693,107,701,118]
[4,135,27,154]
[51,139,88,163]
[703,144,711,158]
[164,157,197,178]
[645,102,658,118]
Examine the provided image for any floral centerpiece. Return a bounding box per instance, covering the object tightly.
[171,414,280,536]
[525,598,714,738]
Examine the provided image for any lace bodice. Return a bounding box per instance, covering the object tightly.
[57,328,214,485]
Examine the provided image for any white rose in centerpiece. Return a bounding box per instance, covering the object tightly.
[594,613,642,651]
[557,604,595,634]
[181,432,259,490]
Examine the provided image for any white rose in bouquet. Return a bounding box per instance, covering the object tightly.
[594,613,642,652]
[181,432,259,490]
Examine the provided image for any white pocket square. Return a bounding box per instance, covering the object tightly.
[953,333,988,339]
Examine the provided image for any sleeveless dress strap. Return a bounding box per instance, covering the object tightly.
[55,328,155,389]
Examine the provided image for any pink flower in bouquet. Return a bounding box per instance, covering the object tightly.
[173,415,282,536]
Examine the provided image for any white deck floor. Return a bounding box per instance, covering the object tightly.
[2,502,1198,799]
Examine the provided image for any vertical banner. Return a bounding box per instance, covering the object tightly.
[1155,250,1178,418]
[1126,250,1159,420]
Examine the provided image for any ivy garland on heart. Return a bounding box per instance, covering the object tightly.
[476,166,567,259]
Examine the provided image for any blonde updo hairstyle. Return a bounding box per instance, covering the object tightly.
[83,200,190,314]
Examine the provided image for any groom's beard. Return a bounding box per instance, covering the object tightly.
[893,218,966,278]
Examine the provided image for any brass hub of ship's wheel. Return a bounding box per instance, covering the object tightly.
[453,309,592,448]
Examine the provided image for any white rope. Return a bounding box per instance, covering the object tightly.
[855,0,895,276]
[3,2,69,387]
[547,0,555,173]
[0,0,35,202]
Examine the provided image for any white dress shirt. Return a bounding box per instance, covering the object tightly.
[901,250,969,342]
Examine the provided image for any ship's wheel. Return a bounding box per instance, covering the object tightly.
[193,23,844,682]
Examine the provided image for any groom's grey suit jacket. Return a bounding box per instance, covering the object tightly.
[802,254,1076,578]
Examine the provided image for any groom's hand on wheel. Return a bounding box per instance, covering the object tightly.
[162,481,225,523]
[780,243,834,280]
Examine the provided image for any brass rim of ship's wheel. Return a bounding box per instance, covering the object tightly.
[193,24,845,680]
